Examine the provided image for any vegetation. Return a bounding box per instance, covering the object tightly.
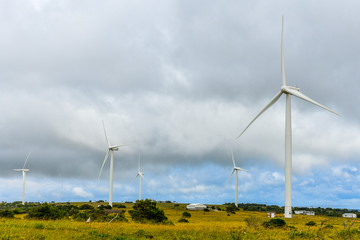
[0,201,360,239]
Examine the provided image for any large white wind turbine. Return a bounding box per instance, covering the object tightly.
[14,152,31,205]
[98,121,128,207]
[236,16,339,218]
[226,149,248,207]
[135,155,145,200]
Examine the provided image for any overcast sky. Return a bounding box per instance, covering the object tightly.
[0,0,359,208]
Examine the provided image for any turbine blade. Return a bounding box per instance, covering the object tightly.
[113,144,130,148]
[131,175,138,183]
[98,150,110,180]
[102,120,111,147]
[284,87,340,116]
[236,91,283,139]
[231,149,236,168]
[239,168,249,172]
[23,152,31,169]
[281,16,286,86]
[225,170,235,186]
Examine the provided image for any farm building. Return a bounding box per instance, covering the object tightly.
[186,203,207,210]
[294,210,315,216]
[342,213,357,218]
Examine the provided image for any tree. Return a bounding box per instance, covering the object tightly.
[129,199,168,223]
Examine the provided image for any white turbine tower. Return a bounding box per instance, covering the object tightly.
[226,149,248,207]
[14,152,31,205]
[98,121,128,207]
[135,155,145,200]
[236,16,339,218]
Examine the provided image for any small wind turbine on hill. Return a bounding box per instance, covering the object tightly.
[14,152,31,205]
[98,121,128,207]
[226,149,248,207]
[236,16,339,218]
[135,155,145,200]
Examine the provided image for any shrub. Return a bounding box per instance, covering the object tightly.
[79,204,94,210]
[26,203,67,220]
[178,218,189,223]
[73,212,91,221]
[129,199,168,223]
[182,211,191,218]
[262,218,286,228]
[306,221,316,226]
[113,204,126,208]
[225,204,238,214]
[98,205,112,210]
[34,223,45,229]
[0,210,14,218]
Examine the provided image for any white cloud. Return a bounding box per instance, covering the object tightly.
[72,187,93,198]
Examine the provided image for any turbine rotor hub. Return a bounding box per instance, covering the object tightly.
[281,85,300,94]
[109,146,119,151]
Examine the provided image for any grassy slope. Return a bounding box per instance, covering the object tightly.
[1,202,360,239]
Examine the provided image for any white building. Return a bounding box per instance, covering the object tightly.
[267,212,276,218]
[342,213,357,218]
[186,203,207,211]
[294,210,315,216]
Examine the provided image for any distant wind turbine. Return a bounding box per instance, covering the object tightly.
[225,149,248,207]
[98,121,128,207]
[135,155,145,200]
[14,152,31,205]
[236,16,339,218]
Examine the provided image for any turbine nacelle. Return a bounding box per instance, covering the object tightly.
[234,167,248,172]
[281,86,300,93]
[109,146,119,151]
[136,171,144,178]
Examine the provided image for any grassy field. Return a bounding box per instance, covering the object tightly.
[1,202,360,239]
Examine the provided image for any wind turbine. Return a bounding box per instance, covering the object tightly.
[135,155,145,200]
[98,120,128,207]
[226,149,248,207]
[236,16,339,218]
[14,152,31,205]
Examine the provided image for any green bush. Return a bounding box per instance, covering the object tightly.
[26,203,67,220]
[98,205,112,210]
[79,204,94,210]
[0,210,14,218]
[128,199,168,223]
[182,211,191,218]
[113,204,126,208]
[225,204,238,214]
[262,218,286,228]
[34,223,45,229]
[305,221,316,226]
[178,218,189,223]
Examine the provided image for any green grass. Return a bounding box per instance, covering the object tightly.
[1,202,360,239]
